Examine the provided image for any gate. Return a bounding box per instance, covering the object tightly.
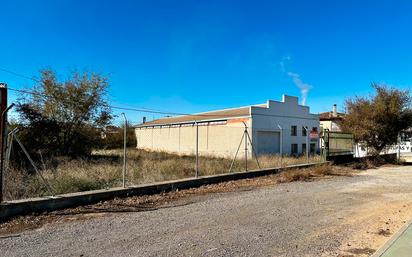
[321,130,354,161]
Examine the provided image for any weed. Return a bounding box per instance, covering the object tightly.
[4,148,322,200]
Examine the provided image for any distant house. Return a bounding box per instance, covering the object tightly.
[319,104,345,132]
[101,125,120,139]
[135,95,320,157]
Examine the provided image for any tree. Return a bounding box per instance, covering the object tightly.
[341,84,412,155]
[15,69,112,157]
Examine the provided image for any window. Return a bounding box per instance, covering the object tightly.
[291,125,297,136]
[302,126,307,136]
[291,144,298,155]
[302,143,307,154]
[310,143,316,154]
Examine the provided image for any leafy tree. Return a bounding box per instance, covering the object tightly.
[15,69,112,157]
[341,84,412,155]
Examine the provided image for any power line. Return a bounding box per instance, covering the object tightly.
[8,87,239,118]
[0,67,209,116]
[0,67,40,83]
[1,66,319,122]
[7,87,192,116]
[111,101,175,113]
[0,67,246,118]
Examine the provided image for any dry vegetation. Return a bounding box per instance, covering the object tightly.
[4,148,321,201]
[0,163,351,235]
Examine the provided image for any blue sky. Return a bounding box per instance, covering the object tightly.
[1,0,412,124]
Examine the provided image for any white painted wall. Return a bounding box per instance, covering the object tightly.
[251,95,320,155]
[320,120,341,132]
[354,142,412,158]
[135,121,249,158]
[135,95,320,157]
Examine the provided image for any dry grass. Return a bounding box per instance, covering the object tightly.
[277,164,351,183]
[1,163,352,234]
[4,148,322,200]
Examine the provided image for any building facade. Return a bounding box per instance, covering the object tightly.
[319,104,345,132]
[135,95,320,157]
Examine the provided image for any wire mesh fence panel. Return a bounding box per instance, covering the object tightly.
[133,124,199,183]
[197,125,246,175]
[4,137,127,201]
[4,119,128,201]
[196,125,323,176]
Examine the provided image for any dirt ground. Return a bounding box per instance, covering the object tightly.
[1,165,412,256]
[337,166,412,257]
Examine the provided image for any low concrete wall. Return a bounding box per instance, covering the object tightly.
[0,162,326,221]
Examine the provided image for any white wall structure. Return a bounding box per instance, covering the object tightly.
[250,95,320,156]
[135,95,320,157]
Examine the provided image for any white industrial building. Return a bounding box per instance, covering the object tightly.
[135,95,320,157]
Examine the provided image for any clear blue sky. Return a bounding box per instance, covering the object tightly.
[1,0,411,124]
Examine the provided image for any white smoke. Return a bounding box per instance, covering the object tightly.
[279,56,312,106]
[287,72,312,106]
[279,55,290,73]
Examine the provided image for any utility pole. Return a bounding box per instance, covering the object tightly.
[0,83,7,203]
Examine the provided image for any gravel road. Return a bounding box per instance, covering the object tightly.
[2,165,412,257]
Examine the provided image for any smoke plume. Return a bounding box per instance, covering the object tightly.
[287,72,312,106]
[279,56,312,105]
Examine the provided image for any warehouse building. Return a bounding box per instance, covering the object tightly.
[135,95,320,157]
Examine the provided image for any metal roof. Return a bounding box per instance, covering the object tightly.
[136,106,254,127]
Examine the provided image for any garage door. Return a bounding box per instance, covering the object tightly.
[257,131,280,154]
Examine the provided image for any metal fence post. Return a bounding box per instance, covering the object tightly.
[244,126,248,171]
[277,124,283,167]
[195,121,199,178]
[397,132,401,163]
[121,113,127,188]
[303,126,309,163]
[306,130,310,163]
[307,131,309,163]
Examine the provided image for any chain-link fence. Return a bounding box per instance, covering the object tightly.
[2,113,322,201]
